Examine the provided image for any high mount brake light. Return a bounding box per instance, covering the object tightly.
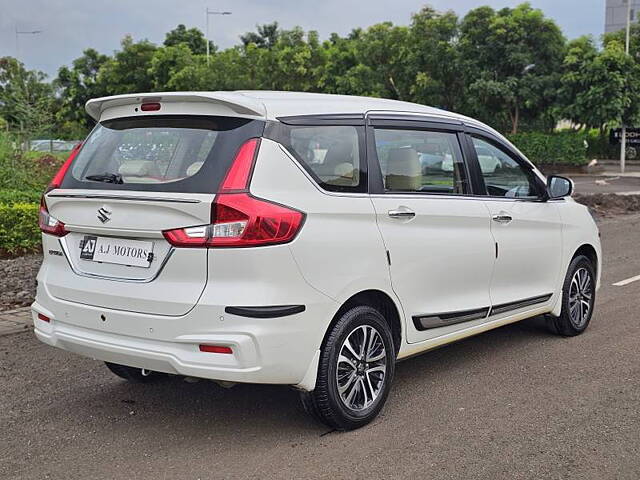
[38,143,81,237]
[140,102,161,112]
[163,138,305,248]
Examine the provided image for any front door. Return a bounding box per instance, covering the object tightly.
[468,135,563,311]
[367,122,495,343]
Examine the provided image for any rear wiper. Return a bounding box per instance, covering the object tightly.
[85,173,124,184]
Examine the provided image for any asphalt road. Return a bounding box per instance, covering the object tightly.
[1,215,640,480]
[571,175,640,195]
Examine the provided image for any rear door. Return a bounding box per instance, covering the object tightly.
[467,132,563,310]
[43,115,263,316]
[366,116,495,343]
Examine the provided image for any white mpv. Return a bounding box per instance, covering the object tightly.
[33,91,601,430]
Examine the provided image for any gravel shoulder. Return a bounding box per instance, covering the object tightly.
[0,254,41,310]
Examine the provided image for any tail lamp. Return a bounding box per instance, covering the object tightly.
[163,138,305,248]
[39,142,81,237]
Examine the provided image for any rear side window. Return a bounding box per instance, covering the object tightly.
[276,125,366,193]
[62,116,264,193]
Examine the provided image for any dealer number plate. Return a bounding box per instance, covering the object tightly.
[79,236,154,268]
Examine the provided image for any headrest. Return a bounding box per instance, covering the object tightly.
[186,161,204,176]
[334,162,355,179]
[118,160,158,177]
[323,141,353,170]
[385,147,421,191]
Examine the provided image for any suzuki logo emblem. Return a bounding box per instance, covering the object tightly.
[97,206,112,223]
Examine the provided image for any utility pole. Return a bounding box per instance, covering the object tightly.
[206,8,232,65]
[621,0,633,173]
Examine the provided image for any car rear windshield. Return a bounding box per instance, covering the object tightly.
[62,116,264,193]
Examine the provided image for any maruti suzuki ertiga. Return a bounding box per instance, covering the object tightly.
[33,91,601,430]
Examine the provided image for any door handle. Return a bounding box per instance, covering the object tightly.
[492,212,512,224]
[388,207,416,219]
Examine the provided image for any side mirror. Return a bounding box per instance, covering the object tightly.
[547,175,573,199]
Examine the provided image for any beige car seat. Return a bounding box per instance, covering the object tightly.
[385,147,421,191]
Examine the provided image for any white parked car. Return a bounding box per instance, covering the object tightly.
[33,91,601,430]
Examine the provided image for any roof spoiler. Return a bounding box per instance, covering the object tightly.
[85,92,266,121]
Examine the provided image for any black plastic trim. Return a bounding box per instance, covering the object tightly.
[412,293,553,331]
[365,120,477,196]
[489,294,552,316]
[413,306,490,331]
[366,116,463,129]
[224,305,306,318]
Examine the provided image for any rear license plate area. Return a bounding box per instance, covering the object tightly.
[80,235,154,268]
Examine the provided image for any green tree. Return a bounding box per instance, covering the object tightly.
[459,3,566,133]
[55,48,109,135]
[318,32,360,94]
[0,57,54,145]
[557,36,640,131]
[325,23,410,100]
[241,22,280,49]
[168,45,262,91]
[260,27,325,91]
[148,44,195,90]
[164,24,211,55]
[97,36,157,95]
[604,22,640,59]
[407,7,463,110]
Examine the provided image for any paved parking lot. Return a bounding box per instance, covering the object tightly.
[1,214,639,479]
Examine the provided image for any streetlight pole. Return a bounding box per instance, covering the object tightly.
[205,8,232,65]
[15,26,43,58]
[621,0,632,173]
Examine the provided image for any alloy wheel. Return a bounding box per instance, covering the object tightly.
[568,267,593,328]
[336,325,387,412]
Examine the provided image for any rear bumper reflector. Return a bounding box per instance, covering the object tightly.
[199,345,233,354]
[224,305,306,319]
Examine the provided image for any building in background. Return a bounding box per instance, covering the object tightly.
[606,0,639,33]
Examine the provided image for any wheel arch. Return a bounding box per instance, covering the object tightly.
[551,242,600,317]
[572,243,599,276]
[322,290,403,356]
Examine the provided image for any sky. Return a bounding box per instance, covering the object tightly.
[0,0,606,78]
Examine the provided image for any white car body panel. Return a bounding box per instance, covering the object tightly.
[483,199,563,306]
[250,140,394,305]
[369,194,494,344]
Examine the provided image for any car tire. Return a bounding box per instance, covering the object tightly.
[550,255,596,337]
[300,305,395,431]
[104,362,164,383]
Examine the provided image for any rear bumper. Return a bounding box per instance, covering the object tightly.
[32,288,333,389]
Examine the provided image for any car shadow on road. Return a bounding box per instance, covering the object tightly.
[48,315,556,440]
